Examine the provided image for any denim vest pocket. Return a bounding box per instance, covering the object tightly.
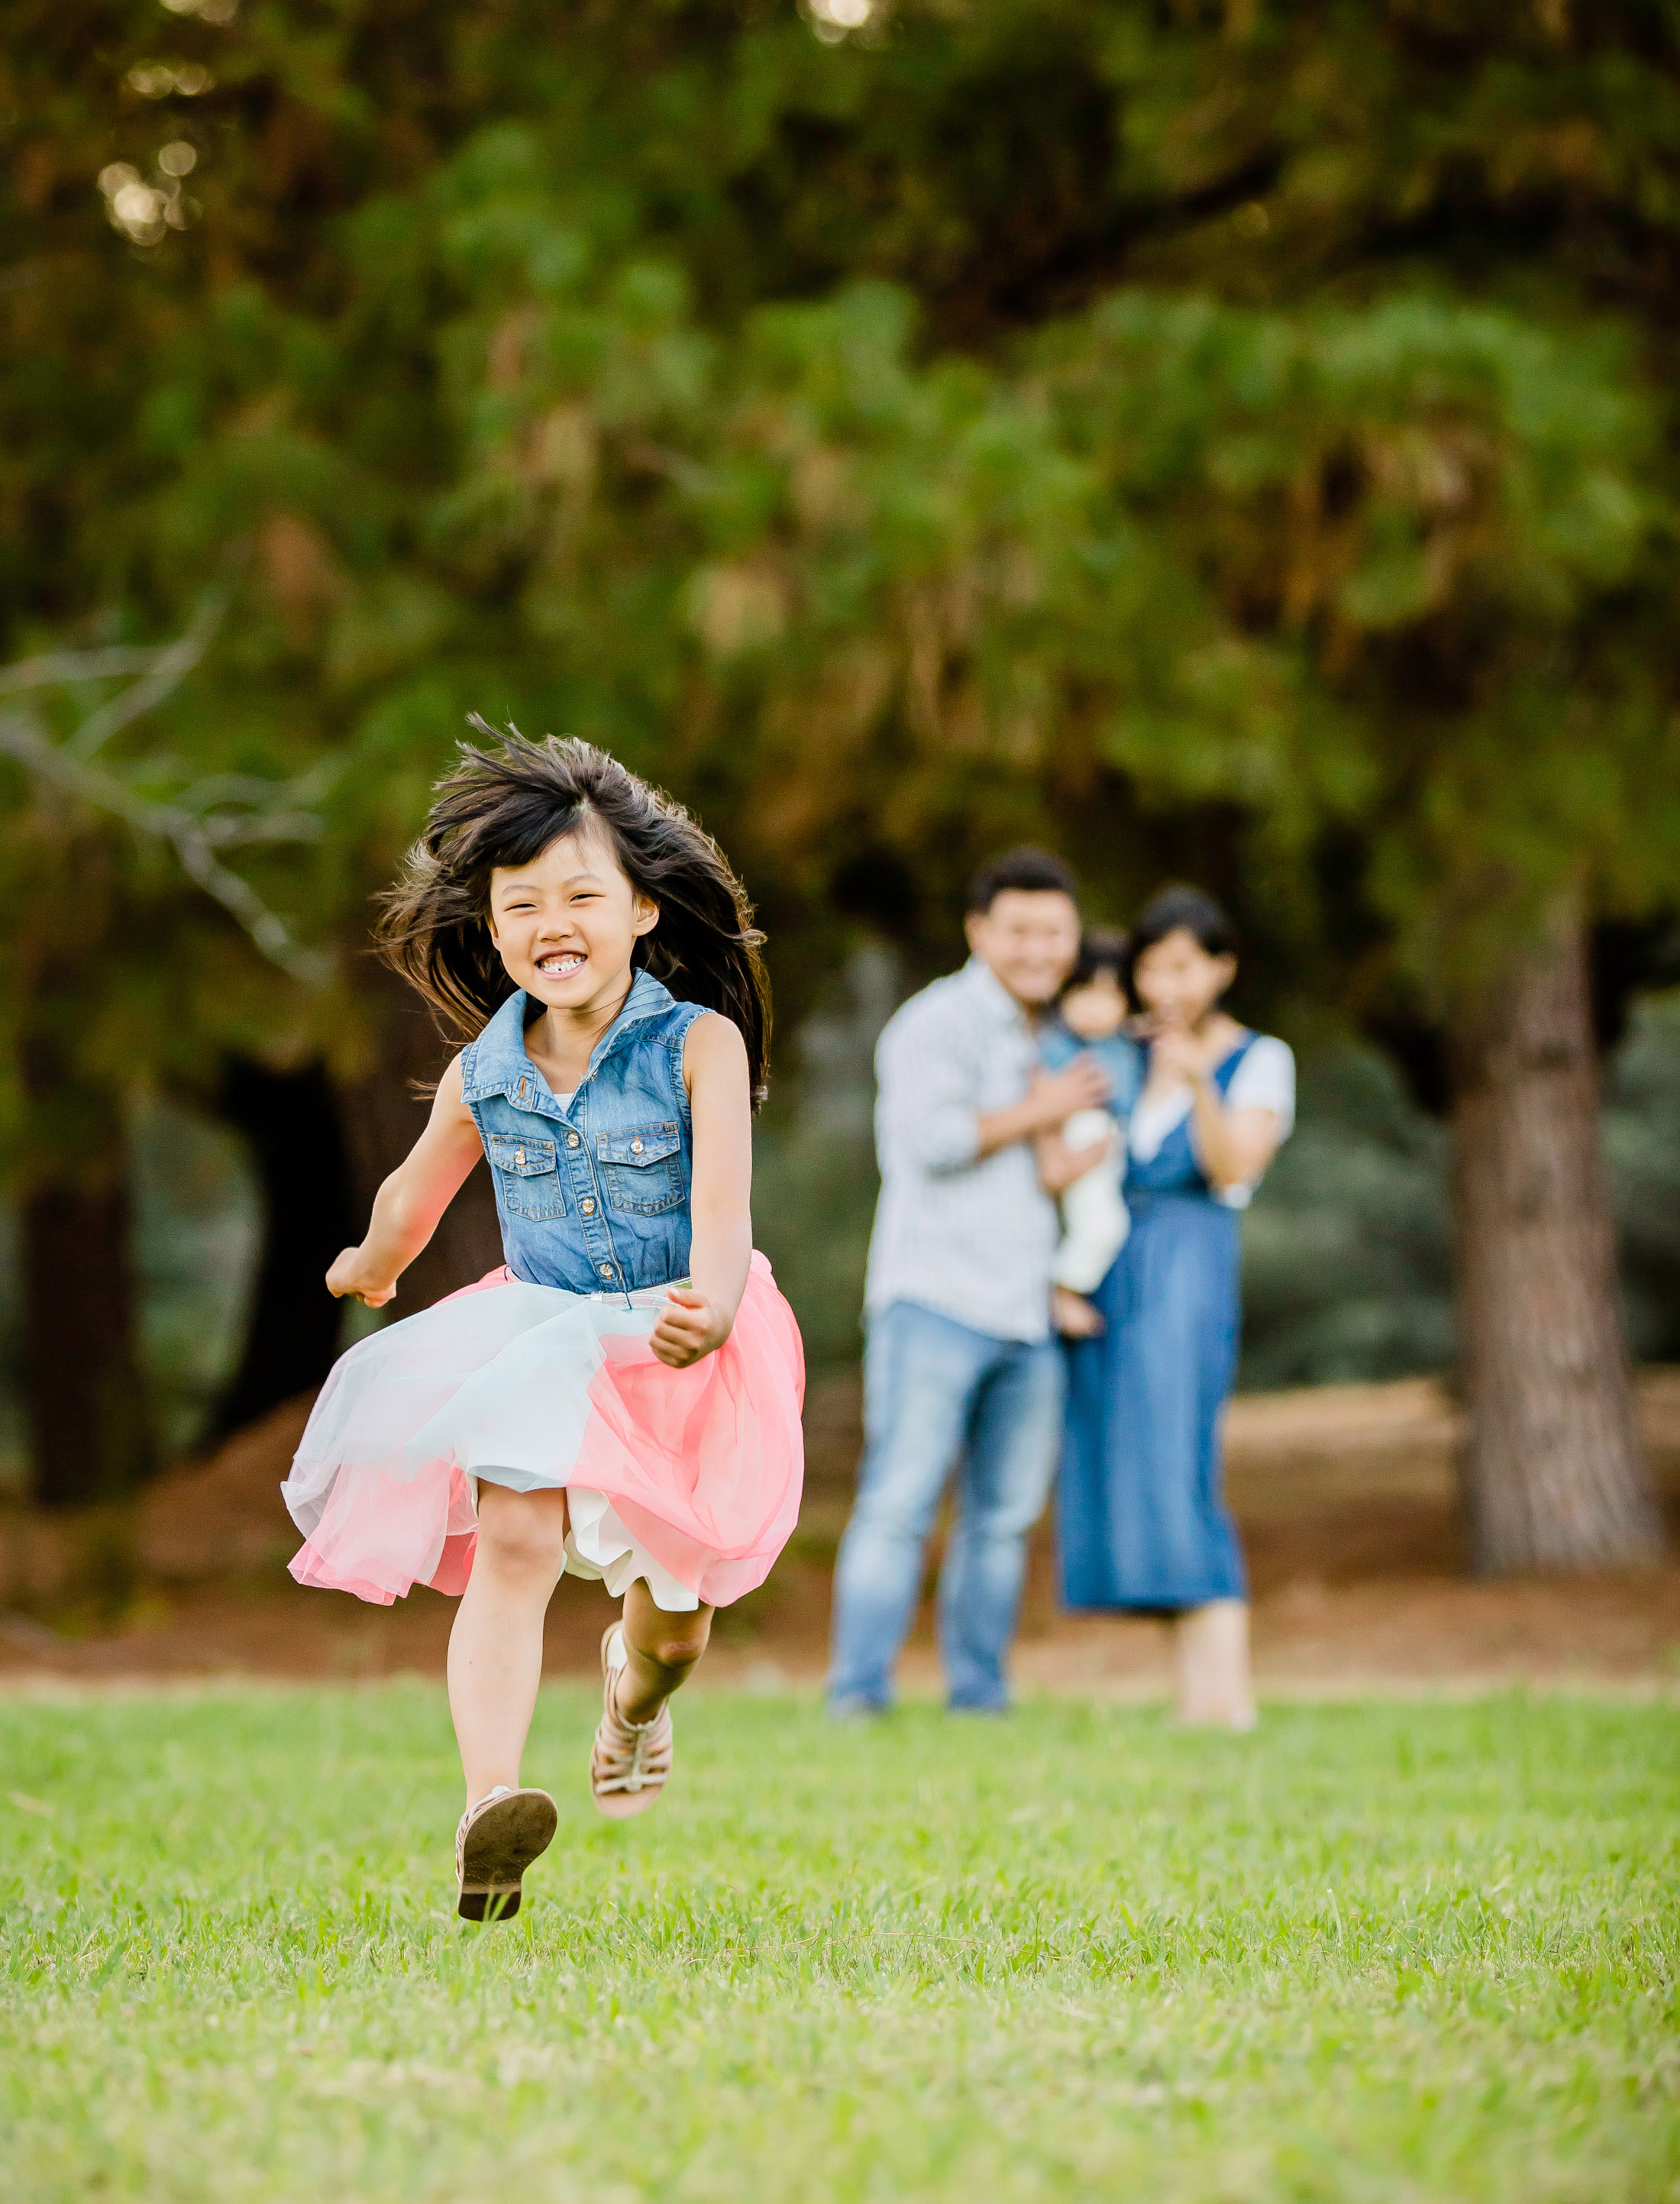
[596,1123,683,1214]
[486,1132,567,1220]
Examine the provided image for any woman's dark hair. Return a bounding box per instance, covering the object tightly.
[1122,886,1238,1000]
[378,720,772,1104]
[965,845,1079,914]
[1060,925,1130,1000]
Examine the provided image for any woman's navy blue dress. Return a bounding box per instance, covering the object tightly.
[1058,1039,1255,1612]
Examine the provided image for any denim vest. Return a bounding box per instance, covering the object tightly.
[1123,1035,1255,1201]
[458,971,707,1295]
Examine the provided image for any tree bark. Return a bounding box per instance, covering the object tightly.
[12,830,159,1504]
[1449,903,1663,1572]
[18,1026,157,1508]
[21,1171,156,1507]
[210,1057,358,1439]
[336,955,504,1313]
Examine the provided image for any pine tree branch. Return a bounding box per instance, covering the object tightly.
[68,593,227,759]
[0,706,334,988]
[0,646,162,697]
[0,603,334,989]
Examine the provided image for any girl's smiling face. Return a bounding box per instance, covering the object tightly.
[486,824,658,1013]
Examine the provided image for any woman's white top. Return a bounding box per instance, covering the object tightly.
[1127,1034,1295,1209]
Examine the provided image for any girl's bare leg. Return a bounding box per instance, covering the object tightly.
[447,1485,570,1806]
[613,1576,715,1724]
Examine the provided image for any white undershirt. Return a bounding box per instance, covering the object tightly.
[1128,1034,1295,1209]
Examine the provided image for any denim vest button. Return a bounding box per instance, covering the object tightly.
[464,975,699,1294]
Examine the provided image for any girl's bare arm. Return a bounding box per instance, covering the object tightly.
[325,1055,486,1306]
[650,1012,754,1369]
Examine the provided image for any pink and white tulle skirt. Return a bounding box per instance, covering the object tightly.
[281,1252,805,1611]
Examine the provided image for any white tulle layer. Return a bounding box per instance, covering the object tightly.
[544,1482,698,1611]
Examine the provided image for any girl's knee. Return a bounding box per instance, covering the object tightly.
[641,1609,712,1672]
[624,1581,712,1672]
[650,1626,709,1671]
[476,1493,567,1580]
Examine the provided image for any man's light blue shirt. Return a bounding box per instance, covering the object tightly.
[864,957,1059,1343]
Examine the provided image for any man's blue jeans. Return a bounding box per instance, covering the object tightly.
[826,1301,1067,1712]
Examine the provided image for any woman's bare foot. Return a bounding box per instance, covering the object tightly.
[1173,1599,1257,1729]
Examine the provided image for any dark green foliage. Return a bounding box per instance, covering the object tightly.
[1240,1045,1455,1390]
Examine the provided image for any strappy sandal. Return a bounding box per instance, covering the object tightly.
[591,1622,674,1820]
[454,1784,558,1922]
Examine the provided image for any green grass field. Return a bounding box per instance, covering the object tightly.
[2,1686,1676,2202]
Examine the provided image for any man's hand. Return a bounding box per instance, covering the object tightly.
[325,1245,399,1307]
[650,1286,731,1369]
[1027,1055,1110,1131]
[974,1052,1113,1161]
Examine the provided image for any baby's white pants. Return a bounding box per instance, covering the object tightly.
[1052,1107,1129,1295]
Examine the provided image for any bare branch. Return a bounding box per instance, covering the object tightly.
[172,767,336,811]
[0,646,162,698]
[196,810,325,848]
[0,587,334,988]
[69,592,227,759]
[0,707,333,990]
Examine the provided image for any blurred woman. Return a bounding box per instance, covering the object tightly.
[1056,887,1294,1726]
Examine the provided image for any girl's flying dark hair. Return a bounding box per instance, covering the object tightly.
[1121,885,1238,1000]
[378,721,772,1104]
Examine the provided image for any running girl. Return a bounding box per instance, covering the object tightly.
[282,728,804,1920]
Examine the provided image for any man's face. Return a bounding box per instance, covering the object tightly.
[964,889,1082,1009]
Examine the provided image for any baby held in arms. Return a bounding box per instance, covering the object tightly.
[1039,928,1144,1340]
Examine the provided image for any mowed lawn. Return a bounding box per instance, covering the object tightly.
[2,1685,1676,2202]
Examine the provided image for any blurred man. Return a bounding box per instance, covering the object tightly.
[826,848,1108,1714]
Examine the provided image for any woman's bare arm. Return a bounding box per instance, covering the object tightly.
[1188,1093,1281,1191]
[325,1055,485,1306]
[649,1012,753,1369]
[1149,1026,1281,1192]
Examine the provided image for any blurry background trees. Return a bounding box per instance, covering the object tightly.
[2,1,1678,1568]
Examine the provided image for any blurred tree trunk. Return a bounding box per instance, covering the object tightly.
[337,955,502,1313]
[1449,903,1664,1572]
[20,984,154,1508]
[210,1058,357,1438]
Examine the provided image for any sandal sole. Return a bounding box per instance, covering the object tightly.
[457,1788,557,1923]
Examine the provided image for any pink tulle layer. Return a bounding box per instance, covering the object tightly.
[282,1253,805,1608]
